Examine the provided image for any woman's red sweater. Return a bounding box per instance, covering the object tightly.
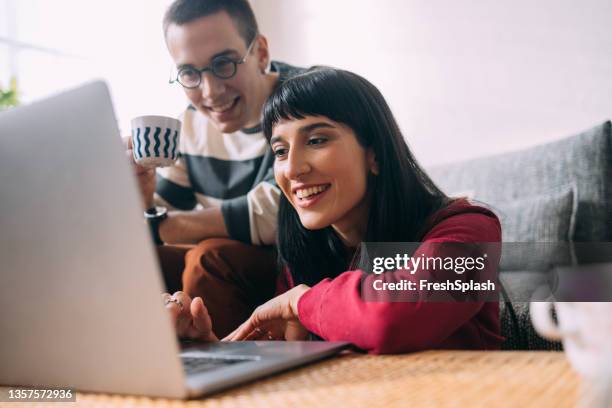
[280,199,504,354]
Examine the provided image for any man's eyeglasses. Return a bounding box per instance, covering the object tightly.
[169,38,256,89]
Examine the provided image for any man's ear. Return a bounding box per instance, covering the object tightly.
[367,148,379,175]
[254,35,271,73]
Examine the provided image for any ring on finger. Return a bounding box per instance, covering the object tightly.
[164,297,184,310]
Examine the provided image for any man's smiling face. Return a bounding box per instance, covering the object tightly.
[166,11,268,133]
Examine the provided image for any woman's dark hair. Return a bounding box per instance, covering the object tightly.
[163,0,258,46]
[262,67,451,286]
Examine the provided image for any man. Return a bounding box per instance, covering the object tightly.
[128,0,303,338]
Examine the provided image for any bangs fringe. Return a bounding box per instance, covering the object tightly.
[262,67,350,140]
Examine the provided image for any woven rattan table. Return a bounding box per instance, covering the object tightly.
[1,351,582,407]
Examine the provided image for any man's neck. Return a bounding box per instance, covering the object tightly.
[242,71,280,130]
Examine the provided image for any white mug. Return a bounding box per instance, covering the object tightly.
[530,302,612,379]
[131,115,181,168]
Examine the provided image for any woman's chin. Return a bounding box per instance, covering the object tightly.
[298,215,331,231]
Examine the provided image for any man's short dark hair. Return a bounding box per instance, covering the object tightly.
[163,0,259,46]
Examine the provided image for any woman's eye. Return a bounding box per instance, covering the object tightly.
[273,148,288,158]
[308,137,327,146]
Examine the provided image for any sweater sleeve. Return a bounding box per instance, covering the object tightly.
[153,109,197,211]
[154,154,197,210]
[297,211,501,354]
[222,151,280,246]
[220,180,280,245]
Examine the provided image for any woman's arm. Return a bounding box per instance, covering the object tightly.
[297,212,502,354]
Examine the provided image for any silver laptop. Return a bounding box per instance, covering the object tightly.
[0,81,349,399]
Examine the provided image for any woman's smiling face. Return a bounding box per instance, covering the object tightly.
[271,115,377,245]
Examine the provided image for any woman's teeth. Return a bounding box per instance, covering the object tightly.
[296,185,329,199]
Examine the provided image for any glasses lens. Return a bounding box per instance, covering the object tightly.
[178,67,201,88]
[211,57,237,79]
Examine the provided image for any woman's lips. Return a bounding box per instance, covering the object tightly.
[294,184,331,208]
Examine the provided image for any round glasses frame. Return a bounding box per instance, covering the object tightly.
[169,38,256,89]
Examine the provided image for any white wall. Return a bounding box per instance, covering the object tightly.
[252,0,612,165]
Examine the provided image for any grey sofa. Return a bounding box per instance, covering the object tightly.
[428,121,612,349]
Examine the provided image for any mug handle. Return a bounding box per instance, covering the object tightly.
[530,301,563,340]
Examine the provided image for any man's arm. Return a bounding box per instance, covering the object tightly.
[158,178,279,245]
[124,119,232,244]
[155,157,230,244]
[127,139,252,245]
[159,206,228,244]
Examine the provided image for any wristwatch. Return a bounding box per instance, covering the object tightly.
[144,206,168,245]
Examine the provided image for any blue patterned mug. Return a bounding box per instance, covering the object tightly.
[131,115,181,168]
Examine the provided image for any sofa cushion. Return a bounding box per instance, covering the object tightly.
[497,185,576,271]
[498,185,576,242]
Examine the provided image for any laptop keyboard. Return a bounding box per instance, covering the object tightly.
[182,356,258,375]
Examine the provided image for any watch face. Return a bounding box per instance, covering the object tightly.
[145,206,167,219]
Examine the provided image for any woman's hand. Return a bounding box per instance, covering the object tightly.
[162,291,218,342]
[223,284,311,341]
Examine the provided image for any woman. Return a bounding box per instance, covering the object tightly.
[164,68,503,353]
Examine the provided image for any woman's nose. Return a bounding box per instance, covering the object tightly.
[285,149,311,180]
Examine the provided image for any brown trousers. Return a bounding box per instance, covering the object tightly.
[156,238,278,338]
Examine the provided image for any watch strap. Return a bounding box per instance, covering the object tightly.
[144,206,167,245]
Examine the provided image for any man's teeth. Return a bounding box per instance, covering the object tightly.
[208,99,235,113]
[296,185,328,199]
